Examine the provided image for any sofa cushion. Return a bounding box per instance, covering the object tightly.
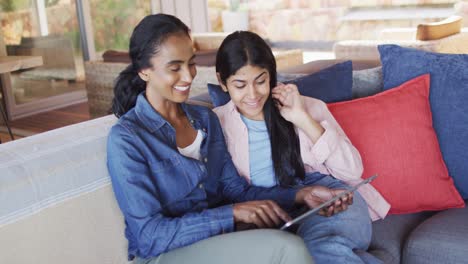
[402,202,468,264]
[379,44,468,199]
[328,74,465,214]
[277,72,306,83]
[208,61,353,107]
[0,185,129,264]
[369,211,433,264]
[352,66,383,99]
[0,115,130,263]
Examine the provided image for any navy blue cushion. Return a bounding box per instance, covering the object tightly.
[207,83,231,107]
[207,61,353,107]
[378,44,468,199]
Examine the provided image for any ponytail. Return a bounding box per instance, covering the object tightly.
[112,64,146,118]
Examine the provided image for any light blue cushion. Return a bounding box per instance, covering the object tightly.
[378,44,468,199]
[352,66,383,99]
[207,61,353,107]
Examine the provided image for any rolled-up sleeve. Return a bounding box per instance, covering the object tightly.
[300,99,363,181]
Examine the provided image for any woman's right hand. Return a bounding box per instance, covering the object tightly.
[272,83,307,125]
[233,200,292,229]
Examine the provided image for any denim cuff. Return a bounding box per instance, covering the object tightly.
[276,187,299,209]
[211,204,234,234]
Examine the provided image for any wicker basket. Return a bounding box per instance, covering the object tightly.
[84,61,128,118]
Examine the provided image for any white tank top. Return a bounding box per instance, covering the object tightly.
[177,130,203,160]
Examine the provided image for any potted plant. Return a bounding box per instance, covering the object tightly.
[221,0,249,32]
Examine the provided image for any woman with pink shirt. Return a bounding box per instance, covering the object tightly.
[213,31,390,264]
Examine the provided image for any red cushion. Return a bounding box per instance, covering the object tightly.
[328,74,464,214]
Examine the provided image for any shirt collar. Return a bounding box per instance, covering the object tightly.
[226,100,239,115]
[134,92,202,133]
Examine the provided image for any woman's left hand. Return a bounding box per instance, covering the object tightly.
[272,83,308,124]
[295,185,354,217]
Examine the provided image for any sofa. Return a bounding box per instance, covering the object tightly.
[1,58,467,264]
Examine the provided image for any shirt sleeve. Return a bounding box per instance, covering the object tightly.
[107,124,234,259]
[300,98,364,181]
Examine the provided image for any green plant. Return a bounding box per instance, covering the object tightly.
[90,0,150,52]
[0,0,28,12]
[228,0,248,12]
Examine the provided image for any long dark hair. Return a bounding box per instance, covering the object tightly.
[112,14,190,118]
[216,31,305,187]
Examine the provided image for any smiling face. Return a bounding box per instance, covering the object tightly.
[220,64,270,121]
[139,32,196,105]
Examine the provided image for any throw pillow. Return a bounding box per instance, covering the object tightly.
[207,61,353,107]
[379,44,468,199]
[328,74,465,214]
[207,83,231,107]
[352,66,383,99]
[277,72,306,83]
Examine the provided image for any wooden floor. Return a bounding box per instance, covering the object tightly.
[0,102,91,143]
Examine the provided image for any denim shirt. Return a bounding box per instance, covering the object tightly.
[107,93,297,260]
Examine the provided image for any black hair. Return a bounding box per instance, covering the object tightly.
[216,31,305,187]
[112,14,190,118]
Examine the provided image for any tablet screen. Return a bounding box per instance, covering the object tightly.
[280,174,378,230]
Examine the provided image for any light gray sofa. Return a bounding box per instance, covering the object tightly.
[0,115,130,264]
[0,60,467,264]
[189,59,468,264]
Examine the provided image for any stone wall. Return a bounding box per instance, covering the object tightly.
[208,0,463,42]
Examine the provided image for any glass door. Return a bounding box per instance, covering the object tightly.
[0,0,86,120]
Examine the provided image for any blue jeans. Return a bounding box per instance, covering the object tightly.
[290,173,382,264]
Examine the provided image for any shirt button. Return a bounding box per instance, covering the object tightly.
[198,183,204,189]
[202,128,206,132]
[203,157,208,163]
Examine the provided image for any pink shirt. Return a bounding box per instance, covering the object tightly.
[214,97,390,221]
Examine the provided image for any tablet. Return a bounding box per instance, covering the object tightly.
[280,174,378,230]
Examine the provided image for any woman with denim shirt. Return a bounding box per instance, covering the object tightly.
[213,31,391,263]
[105,14,351,264]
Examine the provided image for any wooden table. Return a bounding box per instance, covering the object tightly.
[0,55,43,74]
[0,55,43,142]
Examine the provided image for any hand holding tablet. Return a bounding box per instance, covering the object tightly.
[280,174,378,230]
